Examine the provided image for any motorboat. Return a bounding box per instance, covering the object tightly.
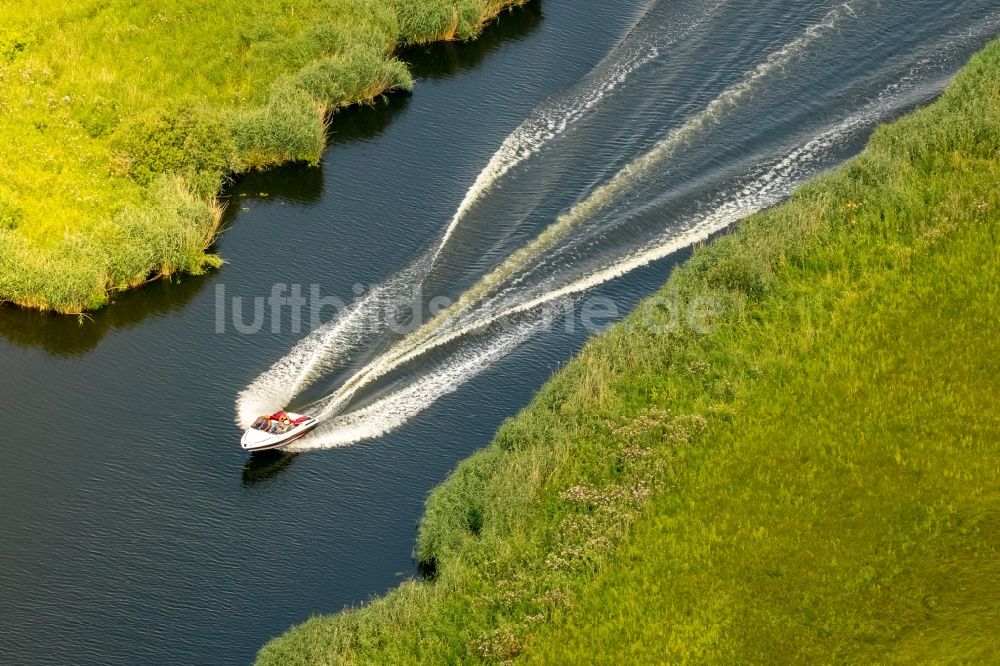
[241,411,318,453]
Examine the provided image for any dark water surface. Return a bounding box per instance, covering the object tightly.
[1,1,997,663]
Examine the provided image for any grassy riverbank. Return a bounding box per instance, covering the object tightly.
[523,214,999,662]
[0,0,526,312]
[257,36,1000,664]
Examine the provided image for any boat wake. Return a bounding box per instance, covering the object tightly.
[236,0,1000,449]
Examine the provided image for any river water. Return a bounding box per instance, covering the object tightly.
[1,1,996,663]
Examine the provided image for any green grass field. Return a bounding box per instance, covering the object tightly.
[256,37,1000,664]
[0,0,524,312]
[524,180,1000,663]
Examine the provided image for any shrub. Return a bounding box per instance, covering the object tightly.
[77,96,121,139]
[230,83,326,170]
[702,251,773,300]
[293,52,413,107]
[112,104,235,185]
[390,0,500,43]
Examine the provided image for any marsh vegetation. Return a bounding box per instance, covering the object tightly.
[0,0,527,312]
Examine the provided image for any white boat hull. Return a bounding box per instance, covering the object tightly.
[241,412,318,453]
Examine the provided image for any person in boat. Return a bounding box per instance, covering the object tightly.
[276,414,294,433]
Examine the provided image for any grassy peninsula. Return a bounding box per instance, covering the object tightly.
[0,0,526,313]
[257,38,1000,663]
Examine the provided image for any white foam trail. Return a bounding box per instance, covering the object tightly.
[304,83,919,437]
[305,5,858,420]
[295,135,832,444]
[291,319,542,449]
[431,0,730,260]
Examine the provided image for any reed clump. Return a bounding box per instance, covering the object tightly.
[0,175,222,312]
[256,37,1000,664]
[0,0,528,312]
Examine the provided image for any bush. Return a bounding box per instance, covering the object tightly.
[390,0,501,43]
[77,96,121,139]
[702,251,773,300]
[293,52,414,107]
[0,26,34,64]
[230,83,327,170]
[112,105,235,185]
